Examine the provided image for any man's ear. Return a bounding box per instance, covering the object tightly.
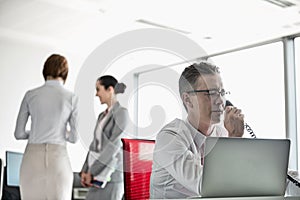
[182,93,193,109]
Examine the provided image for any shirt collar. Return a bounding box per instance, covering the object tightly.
[185,118,207,148]
[45,80,64,86]
[186,118,206,136]
[104,107,111,115]
[104,101,120,116]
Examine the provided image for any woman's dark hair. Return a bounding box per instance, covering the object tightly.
[43,54,68,82]
[97,75,126,94]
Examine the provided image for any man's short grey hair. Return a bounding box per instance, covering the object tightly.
[179,61,220,97]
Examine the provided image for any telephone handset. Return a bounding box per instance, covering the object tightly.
[225,100,300,188]
[225,100,256,138]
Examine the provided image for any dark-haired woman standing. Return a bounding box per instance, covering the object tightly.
[80,75,129,200]
[14,54,79,200]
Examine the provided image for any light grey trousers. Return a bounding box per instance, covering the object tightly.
[19,143,73,200]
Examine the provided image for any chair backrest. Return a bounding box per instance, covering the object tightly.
[121,138,155,200]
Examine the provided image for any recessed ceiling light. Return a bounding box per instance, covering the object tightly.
[203,36,212,40]
[262,0,296,8]
[293,21,300,26]
[98,8,106,13]
[282,24,292,28]
[136,19,191,34]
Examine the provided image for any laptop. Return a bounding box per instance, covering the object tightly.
[200,137,290,198]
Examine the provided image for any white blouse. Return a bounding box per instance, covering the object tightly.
[14,80,79,145]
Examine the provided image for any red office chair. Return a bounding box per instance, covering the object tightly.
[121,138,155,200]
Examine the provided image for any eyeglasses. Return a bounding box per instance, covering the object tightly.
[186,88,230,97]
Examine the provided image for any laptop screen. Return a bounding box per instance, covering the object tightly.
[6,151,23,187]
[201,137,290,198]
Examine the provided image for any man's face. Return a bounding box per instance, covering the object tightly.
[189,74,226,125]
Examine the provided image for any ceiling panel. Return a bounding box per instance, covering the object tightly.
[0,0,300,54]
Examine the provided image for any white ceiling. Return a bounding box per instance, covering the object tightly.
[1,0,300,55]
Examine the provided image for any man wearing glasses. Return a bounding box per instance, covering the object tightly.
[150,62,244,199]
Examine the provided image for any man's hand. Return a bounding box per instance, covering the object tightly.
[224,106,244,137]
[80,172,93,187]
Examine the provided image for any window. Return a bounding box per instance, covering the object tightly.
[295,37,300,169]
[211,42,285,139]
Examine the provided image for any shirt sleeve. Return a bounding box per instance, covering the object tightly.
[14,92,30,140]
[66,94,79,143]
[153,130,203,195]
